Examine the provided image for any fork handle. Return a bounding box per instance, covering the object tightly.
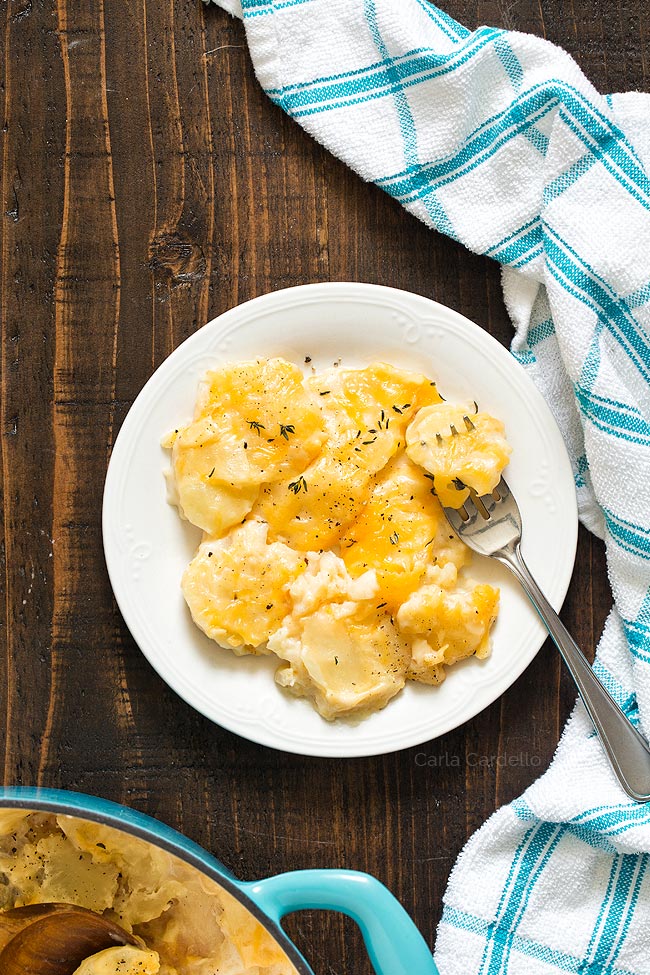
[498,541,650,802]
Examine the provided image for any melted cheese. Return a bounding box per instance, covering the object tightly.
[166,359,511,718]
[406,400,511,507]
[168,358,326,536]
[182,521,305,653]
[269,553,410,719]
[72,947,160,975]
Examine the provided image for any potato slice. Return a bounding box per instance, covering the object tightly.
[397,564,499,684]
[256,363,443,551]
[268,552,410,719]
[341,454,469,610]
[72,946,160,975]
[406,401,511,508]
[169,358,326,535]
[182,521,305,653]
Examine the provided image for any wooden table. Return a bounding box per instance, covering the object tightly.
[1,1,644,971]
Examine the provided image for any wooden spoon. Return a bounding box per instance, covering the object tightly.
[0,903,143,975]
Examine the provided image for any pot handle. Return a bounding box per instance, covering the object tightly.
[244,869,439,975]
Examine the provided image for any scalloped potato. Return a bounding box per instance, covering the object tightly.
[0,811,297,975]
[406,400,511,508]
[165,359,510,719]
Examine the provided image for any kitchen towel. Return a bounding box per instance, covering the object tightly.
[205,1,650,971]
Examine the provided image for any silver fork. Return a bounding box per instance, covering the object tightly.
[441,474,650,802]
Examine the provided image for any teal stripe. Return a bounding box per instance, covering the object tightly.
[626,280,650,309]
[414,0,469,42]
[557,100,650,209]
[626,628,650,664]
[606,858,648,969]
[528,317,555,346]
[490,223,543,265]
[382,80,650,206]
[511,801,619,853]
[494,36,524,90]
[382,88,560,202]
[584,858,624,966]
[442,903,639,974]
[545,227,650,380]
[544,153,597,204]
[579,322,603,391]
[574,384,650,447]
[477,821,540,973]
[273,28,501,115]
[242,0,313,16]
[365,0,418,159]
[623,603,650,663]
[572,804,650,836]
[585,856,640,971]
[574,452,588,488]
[266,46,434,97]
[524,125,550,154]
[604,508,650,562]
[512,348,536,365]
[485,216,540,256]
[487,824,564,973]
[479,822,563,974]
[363,0,456,239]
[511,244,543,268]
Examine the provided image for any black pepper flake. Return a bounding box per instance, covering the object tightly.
[389,531,399,545]
[319,390,331,396]
[208,467,215,478]
[266,603,273,610]
[305,355,312,363]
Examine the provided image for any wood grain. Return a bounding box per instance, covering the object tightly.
[0,1,643,972]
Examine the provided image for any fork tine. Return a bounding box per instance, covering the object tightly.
[468,488,490,520]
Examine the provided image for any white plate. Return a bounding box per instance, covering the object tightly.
[103,283,577,758]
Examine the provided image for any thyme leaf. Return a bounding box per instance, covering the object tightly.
[288,475,308,494]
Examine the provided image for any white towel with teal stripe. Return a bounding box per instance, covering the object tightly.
[207,0,650,971]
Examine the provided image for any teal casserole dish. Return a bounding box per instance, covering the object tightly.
[0,786,439,975]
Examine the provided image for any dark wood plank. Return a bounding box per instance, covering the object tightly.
[0,1,645,973]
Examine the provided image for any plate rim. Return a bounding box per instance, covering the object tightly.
[103,281,578,757]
